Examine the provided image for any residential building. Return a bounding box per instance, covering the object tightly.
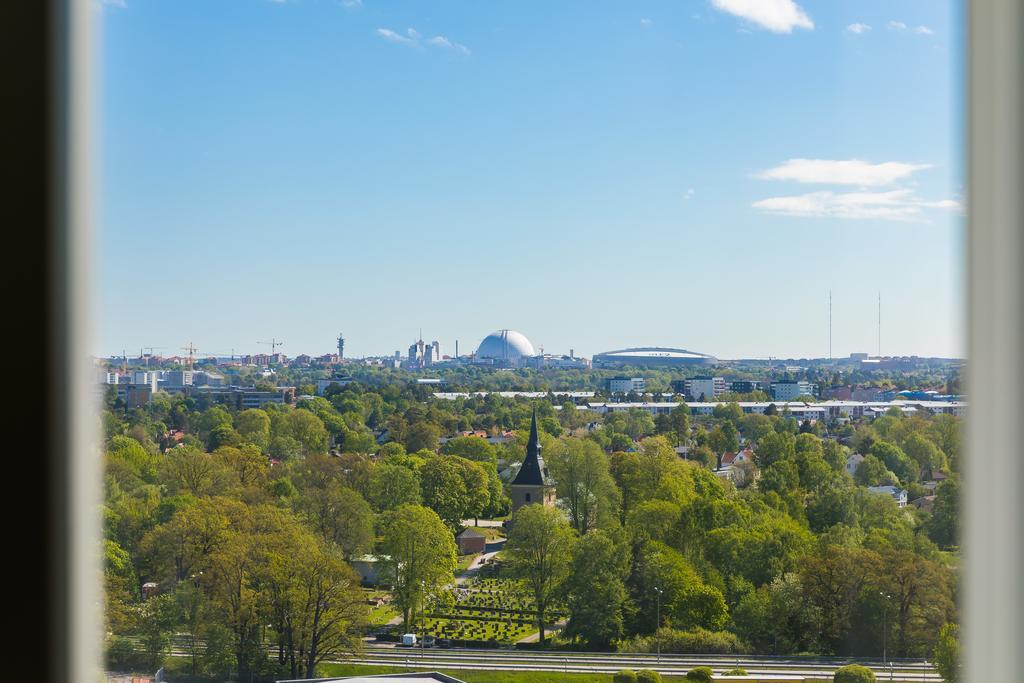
[867,485,908,508]
[684,376,726,401]
[315,374,356,395]
[161,370,194,388]
[770,380,817,401]
[728,380,760,394]
[607,377,646,394]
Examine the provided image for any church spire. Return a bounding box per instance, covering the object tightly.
[511,409,547,486]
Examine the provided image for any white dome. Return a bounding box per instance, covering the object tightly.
[476,329,535,360]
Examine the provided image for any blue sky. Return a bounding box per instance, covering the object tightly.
[95,0,964,360]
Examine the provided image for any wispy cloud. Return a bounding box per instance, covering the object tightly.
[377,27,471,55]
[753,158,959,221]
[710,0,813,34]
[887,20,907,30]
[753,190,960,221]
[427,35,471,55]
[376,28,415,45]
[683,188,695,202]
[640,18,654,27]
[914,25,935,35]
[341,0,361,7]
[756,159,931,186]
[846,23,871,34]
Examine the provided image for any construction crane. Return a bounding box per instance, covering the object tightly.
[141,346,166,366]
[257,338,284,355]
[180,342,199,369]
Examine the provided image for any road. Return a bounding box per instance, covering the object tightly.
[332,645,940,681]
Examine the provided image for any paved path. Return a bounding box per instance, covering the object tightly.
[461,518,506,528]
[455,538,505,585]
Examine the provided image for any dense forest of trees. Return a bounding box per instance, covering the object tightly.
[102,375,961,680]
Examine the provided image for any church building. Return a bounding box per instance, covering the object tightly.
[510,410,557,511]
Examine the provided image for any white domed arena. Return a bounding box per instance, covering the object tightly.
[475,329,536,364]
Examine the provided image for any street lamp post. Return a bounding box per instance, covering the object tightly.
[421,580,427,660]
[879,592,892,670]
[654,587,663,664]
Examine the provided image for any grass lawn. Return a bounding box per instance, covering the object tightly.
[321,662,685,682]
[457,553,481,573]
[470,525,506,541]
[362,589,399,627]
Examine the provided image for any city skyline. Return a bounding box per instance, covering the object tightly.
[97,0,963,360]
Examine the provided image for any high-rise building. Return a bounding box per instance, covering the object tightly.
[684,376,726,401]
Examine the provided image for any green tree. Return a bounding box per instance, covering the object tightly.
[933,623,960,683]
[419,456,470,530]
[367,463,421,511]
[549,438,621,533]
[298,486,375,559]
[926,477,960,548]
[441,436,497,464]
[505,503,578,643]
[406,422,441,453]
[755,431,795,469]
[287,409,329,455]
[563,529,629,648]
[708,421,739,458]
[379,505,457,627]
[854,455,899,487]
[869,441,918,484]
[235,408,271,451]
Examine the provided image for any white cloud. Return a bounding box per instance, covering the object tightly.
[427,35,471,55]
[378,27,471,55]
[341,0,362,7]
[376,28,415,45]
[683,188,695,201]
[915,25,935,35]
[640,18,654,27]
[710,0,813,33]
[846,23,871,34]
[887,20,907,30]
[756,159,932,186]
[752,190,961,221]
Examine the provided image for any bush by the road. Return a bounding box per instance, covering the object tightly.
[636,670,662,683]
[723,668,747,676]
[834,664,876,682]
[685,666,714,682]
[620,627,747,655]
[613,670,637,683]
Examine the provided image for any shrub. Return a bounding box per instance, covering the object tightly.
[613,670,638,683]
[723,668,747,676]
[105,635,141,670]
[637,670,663,683]
[834,664,876,683]
[686,667,714,682]
[619,627,747,655]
